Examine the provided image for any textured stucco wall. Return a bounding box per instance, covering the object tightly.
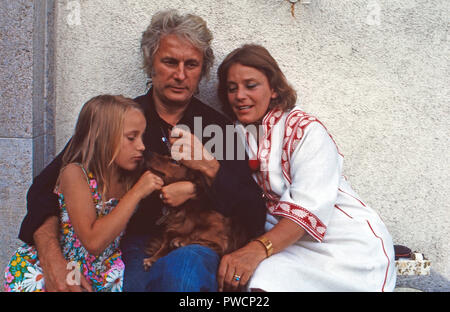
[1,0,34,287]
[1,0,40,287]
[0,0,55,289]
[1,0,448,291]
[53,0,449,290]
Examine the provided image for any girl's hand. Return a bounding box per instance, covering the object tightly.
[217,241,267,292]
[160,181,197,207]
[132,171,164,199]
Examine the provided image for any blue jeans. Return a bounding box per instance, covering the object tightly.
[120,234,220,292]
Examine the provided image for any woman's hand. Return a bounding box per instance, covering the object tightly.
[217,218,307,292]
[217,241,267,292]
[160,181,197,207]
[132,171,164,200]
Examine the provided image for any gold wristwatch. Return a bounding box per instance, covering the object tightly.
[254,236,273,257]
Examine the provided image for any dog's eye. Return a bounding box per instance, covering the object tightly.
[149,168,166,178]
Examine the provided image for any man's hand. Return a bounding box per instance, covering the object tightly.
[41,254,92,292]
[169,127,220,185]
[160,181,197,207]
[34,216,92,292]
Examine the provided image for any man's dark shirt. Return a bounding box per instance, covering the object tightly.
[19,89,266,244]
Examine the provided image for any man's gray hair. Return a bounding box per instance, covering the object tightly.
[141,9,214,80]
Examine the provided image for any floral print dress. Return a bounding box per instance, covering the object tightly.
[4,168,125,292]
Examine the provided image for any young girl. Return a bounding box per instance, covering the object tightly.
[4,95,164,292]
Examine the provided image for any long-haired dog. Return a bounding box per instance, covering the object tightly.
[142,152,248,270]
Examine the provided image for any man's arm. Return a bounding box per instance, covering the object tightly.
[19,147,64,245]
[208,159,267,239]
[34,216,92,292]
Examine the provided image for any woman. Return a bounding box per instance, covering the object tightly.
[216,44,396,292]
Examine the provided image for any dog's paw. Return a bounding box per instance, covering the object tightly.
[143,257,156,271]
[170,238,186,249]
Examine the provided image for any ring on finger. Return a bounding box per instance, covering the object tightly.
[233,274,241,282]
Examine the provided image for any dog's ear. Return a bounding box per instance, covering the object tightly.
[143,150,154,170]
[229,215,251,250]
[191,171,209,198]
[144,150,153,158]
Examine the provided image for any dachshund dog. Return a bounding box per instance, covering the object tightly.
[142,152,248,270]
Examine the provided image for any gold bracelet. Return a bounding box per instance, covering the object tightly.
[254,236,273,258]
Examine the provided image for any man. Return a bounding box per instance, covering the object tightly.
[19,9,266,292]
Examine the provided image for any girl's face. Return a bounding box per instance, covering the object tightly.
[114,109,146,171]
[226,63,277,125]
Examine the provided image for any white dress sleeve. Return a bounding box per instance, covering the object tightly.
[271,121,342,242]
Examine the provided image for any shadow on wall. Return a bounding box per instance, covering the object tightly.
[396,271,450,292]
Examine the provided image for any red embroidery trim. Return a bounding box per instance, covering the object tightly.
[245,132,260,172]
[257,108,283,202]
[255,108,345,242]
[281,109,344,184]
[272,201,327,242]
[281,110,316,183]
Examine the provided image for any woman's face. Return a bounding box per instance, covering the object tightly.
[226,63,277,125]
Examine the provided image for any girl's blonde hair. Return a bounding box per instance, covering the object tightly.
[61,95,144,201]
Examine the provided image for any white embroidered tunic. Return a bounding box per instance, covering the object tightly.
[235,107,396,292]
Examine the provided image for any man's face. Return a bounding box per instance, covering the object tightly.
[151,34,204,108]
